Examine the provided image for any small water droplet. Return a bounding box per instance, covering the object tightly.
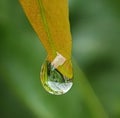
[40,60,73,95]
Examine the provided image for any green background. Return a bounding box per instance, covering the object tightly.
[0,0,120,118]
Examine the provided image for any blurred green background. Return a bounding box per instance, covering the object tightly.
[0,0,120,118]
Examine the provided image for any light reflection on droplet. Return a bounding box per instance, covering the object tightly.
[40,60,73,95]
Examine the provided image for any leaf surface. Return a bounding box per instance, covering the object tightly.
[19,0,73,78]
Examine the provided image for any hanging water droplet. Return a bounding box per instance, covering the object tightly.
[40,60,73,95]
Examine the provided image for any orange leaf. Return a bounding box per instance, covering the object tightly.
[19,0,73,78]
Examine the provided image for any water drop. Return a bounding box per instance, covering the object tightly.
[40,60,73,95]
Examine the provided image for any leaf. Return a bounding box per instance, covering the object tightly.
[19,0,73,78]
[73,60,108,118]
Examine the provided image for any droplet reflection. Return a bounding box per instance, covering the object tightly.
[40,60,73,95]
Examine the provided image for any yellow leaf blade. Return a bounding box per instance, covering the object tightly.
[19,0,73,78]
